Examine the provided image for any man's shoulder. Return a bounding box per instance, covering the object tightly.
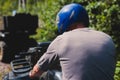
[93,30,111,39]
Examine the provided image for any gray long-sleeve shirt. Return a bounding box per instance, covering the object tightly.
[37,28,116,80]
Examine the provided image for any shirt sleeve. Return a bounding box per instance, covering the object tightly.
[36,36,62,71]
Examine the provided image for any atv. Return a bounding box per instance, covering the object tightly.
[3,42,62,80]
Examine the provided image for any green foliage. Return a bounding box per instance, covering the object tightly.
[0,0,18,16]
[114,61,120,80]
[30,0,61,42]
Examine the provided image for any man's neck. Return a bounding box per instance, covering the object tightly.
[68,23,85,31]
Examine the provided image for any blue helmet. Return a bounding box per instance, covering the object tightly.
[56,3,89,33]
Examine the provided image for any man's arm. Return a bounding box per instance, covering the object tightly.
[29,64,44,78]
[29,36,61,78]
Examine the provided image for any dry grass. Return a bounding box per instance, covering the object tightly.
[0,62,11,80]
[0,47,11,80]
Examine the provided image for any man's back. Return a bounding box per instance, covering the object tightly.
[57,28,116,80]
[29,3,116,80]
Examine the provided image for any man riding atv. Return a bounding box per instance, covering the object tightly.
[29,3,116,80]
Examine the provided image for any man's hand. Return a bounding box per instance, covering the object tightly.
[29,64,44,78]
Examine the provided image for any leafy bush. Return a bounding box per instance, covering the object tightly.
[114,61,120,80]
[29,0,61,42]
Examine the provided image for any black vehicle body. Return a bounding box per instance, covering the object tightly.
[3,42,62,80]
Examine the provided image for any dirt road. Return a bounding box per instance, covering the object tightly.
[0,61,11,80]
[0,42,11,80]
